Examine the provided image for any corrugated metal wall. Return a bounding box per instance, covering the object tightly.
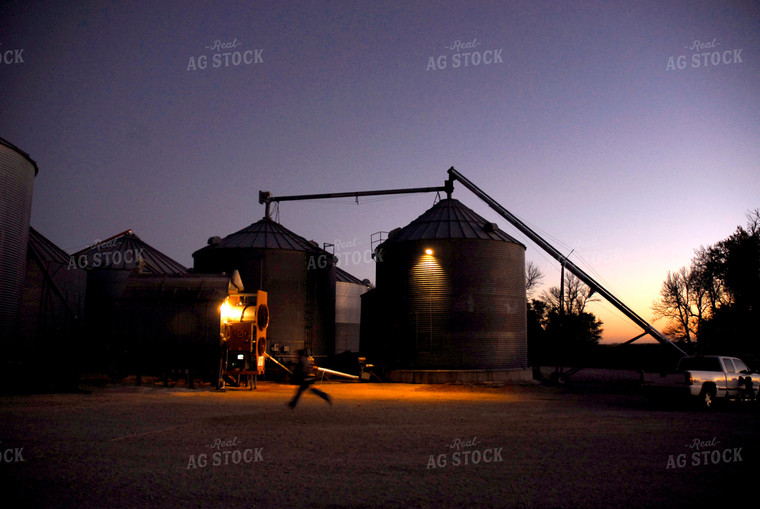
[19,232,87,348]
[375,238,527,370]
[335,281,369,353]
[0,141,37,346]
[114,274,229,378]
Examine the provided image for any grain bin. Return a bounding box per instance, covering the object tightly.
[193,217,336,364]
[335,267,370,354]
[0,137,38,346]
[18,228,86,390]
[72,229,188,323]
[364,198,527,376]
[20,227,86,346]
[71,229,188,371]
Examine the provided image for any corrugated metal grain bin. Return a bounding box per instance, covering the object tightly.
[364,198,527,371]
[335,267,370,354]
[71,230,188,370]
[19,227,87,346]
[0,137,38,346]
[17,228,87,389]
[193,217,336,363]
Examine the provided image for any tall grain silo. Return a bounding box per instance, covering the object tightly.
[364,198,529,382]
[193,216,336,365]
[0,137,38,346]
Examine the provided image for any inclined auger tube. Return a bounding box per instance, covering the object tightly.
[257,166,688,359]
[445,167,687,357]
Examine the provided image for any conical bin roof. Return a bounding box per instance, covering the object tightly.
[71,230,187,274]
[195,217,325,253]
[382,198,524,246]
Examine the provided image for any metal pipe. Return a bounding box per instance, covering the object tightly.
[264,353,293,374]
[316,366,360,380]
[446,166,687,356]
[260,186,447,205]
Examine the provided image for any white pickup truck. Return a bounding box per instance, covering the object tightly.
[641,355,760,408]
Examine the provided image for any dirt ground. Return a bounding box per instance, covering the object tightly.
[1,377,758,508]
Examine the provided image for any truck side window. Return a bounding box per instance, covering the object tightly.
[679,357,720,371]
[732,359,750,373]
[722,358,735,373]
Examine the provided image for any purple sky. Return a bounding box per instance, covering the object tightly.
[2,0,758,342]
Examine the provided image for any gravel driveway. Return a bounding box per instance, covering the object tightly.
[2,379,757,508]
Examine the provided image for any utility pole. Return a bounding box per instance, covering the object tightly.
[559,261,565,315]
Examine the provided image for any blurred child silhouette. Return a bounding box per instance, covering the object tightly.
[288,349,332,408]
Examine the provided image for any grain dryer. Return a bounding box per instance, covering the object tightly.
[218,290,269,389]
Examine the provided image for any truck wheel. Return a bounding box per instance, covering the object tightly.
[699,386,716,409]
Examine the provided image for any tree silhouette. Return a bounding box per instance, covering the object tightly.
[653,209,760,356]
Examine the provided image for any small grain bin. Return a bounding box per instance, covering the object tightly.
[71,230,188,370]
[193,217,336,364]
[363,198,528,379]
[335,267,370,354]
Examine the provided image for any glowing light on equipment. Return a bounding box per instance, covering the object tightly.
[220,301,232,324]
[218,290,269,389]
[425,248,434,255]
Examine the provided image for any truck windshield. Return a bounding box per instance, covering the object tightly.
[678,357,722,372]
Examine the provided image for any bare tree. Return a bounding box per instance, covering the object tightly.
[540,272,596,315]
[746,208,760,235]
[653,208,760,350]
[692,246,730,315]
[525,260,544,297]
[651,266,709,344]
